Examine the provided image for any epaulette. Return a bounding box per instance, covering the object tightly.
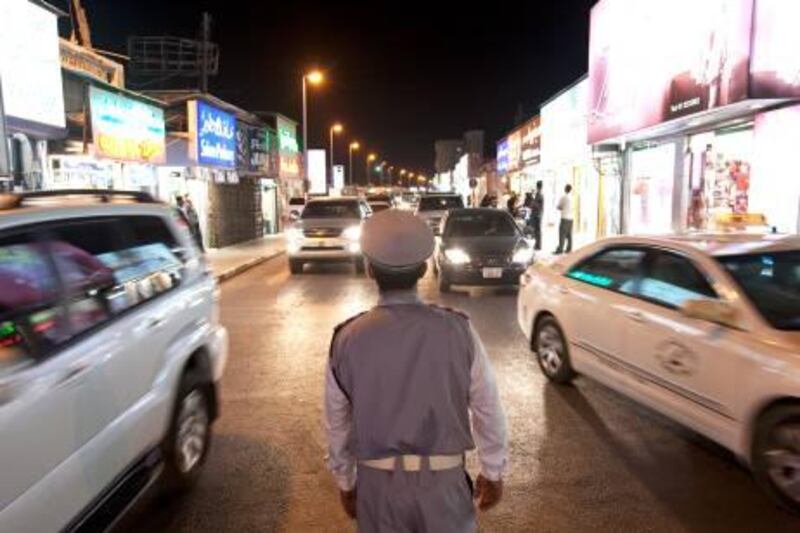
[329,311,369,359]
[428,303,470,321]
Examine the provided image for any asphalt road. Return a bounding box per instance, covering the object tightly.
[120,256,799,532]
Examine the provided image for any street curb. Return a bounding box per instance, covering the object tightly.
[215,250,286,283]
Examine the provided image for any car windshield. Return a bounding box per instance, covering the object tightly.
[445,211,518,238]
[301,201,361,219]
[717,251,800,330]
[418,196,463,211]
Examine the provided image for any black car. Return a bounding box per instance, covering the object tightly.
[434,208,534,292]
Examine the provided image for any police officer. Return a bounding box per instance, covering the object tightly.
[324,210,508,532]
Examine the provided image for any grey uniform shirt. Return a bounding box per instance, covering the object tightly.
[324,290,508,491]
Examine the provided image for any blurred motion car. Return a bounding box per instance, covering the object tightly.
[287,196,306,221]
[367,193,394,214]
[517,233,800,511]
[415,193,464,235]
[286,197,370,274]
[434,208,533,292]
[0,190,227,532]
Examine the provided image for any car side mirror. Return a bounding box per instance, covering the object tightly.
[681,298,739,328]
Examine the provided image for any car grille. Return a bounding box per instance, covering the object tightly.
[301,246,345,251]
[304,227,343,238]
[479,255,510,267]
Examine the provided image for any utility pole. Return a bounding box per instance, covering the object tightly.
[200,12,211,93]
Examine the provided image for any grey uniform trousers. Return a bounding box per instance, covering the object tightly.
[356,465,476,533]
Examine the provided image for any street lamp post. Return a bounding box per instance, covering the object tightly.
[366,153,377,186]
[302,70,324,193]
[348,141,360,185]
[329,123,343,189]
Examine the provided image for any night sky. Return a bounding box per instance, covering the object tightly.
[59,0,595,179]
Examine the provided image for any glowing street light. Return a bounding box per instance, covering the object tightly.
[329,123,344,187]
[302,69,326,192]
[366,153,378,185]
[348,141,360,184]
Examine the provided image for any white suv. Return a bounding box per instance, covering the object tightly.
[0,190,228,532]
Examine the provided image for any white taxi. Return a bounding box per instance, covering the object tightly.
[517,233,800,510]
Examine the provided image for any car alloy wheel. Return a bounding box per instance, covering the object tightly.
[176,390,209,474]
[763,423,800,505]
[537,324,564,376]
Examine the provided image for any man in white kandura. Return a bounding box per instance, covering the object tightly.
[324,209,508,532]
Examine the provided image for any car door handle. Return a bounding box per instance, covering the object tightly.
[56,361,92,388]
[558,286,570,295]
[627,311,645,323]
[146,316,165,330]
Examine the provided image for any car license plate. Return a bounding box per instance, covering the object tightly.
[315,240,329,247]
[482,267,503,279]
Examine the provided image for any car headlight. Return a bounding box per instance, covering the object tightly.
[445,248,471,264]
[286,228,304,242]
[343,225,361,241]
[512,247,534,264]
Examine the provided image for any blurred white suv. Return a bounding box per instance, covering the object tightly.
[286,197,371,274]
[0,190,228,532]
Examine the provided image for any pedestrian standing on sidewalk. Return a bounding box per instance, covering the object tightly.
[324,209,508,532]
[529,181,544,250]
[554,184,573,254]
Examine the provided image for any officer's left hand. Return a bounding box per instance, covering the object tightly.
[475,474,503,511]
[339,489,357,519]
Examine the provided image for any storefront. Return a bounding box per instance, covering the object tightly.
[539,79,602,247]
[588,0,800,235]
[47,78,166,198]
[0,0,66,191]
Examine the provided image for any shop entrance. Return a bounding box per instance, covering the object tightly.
[629,143,676,234]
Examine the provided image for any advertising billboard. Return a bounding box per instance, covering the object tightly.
[307,149,327,195]
[89,87,166,163]
[189,100,236,168]
[750,0,800,98]
[588,0,754,143]
[521,116,541,165]
[0,0,65,133]
[497,138,509,173]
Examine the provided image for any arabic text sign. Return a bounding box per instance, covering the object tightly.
[194,100,236,168]
[90,87,165,163]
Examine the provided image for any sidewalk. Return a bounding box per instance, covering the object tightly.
[205,234,285,282]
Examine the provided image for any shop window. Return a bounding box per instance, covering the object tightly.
[0,234,70,375]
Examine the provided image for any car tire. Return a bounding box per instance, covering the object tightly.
[289,259,304,274]
[439,273,451,293]
[534,315,576,384]
[752,404,800,513]
[354,258,366,275]
[161,371,212,493]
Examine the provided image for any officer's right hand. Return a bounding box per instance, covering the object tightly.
[475,474,503,511]
[339,489,357,519]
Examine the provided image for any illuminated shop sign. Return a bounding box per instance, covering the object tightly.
[497,139,510,173]
[189,100,236,168]
[507,130,522,172]
[89,86,166,163]
[521,116,541,165]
